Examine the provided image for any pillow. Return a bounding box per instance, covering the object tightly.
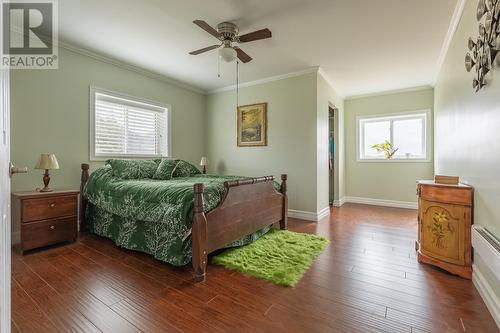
[152,159,179,180]
[106,159,159,179]
[172,160,202,177]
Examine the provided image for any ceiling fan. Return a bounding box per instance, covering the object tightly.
[189,20,272,63]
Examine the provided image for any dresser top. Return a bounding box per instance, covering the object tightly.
[12,189,80,199]
[417,180,473,189]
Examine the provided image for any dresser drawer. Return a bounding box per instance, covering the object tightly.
[21,217,77,251]
[22,195,77,222]
[419,185,472,206]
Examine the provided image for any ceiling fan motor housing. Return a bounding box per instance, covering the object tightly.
[217,22,239,42]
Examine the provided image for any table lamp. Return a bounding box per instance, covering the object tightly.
[35,153,60,192]
[200,156,208,174]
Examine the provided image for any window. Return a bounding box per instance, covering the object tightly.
[358,111,429,161]
[90,88,170,160]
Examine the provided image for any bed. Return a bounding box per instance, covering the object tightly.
[79,160,288,282]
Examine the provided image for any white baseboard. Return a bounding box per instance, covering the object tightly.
[473,264,500,330]
[288,206,330,222]
[343,196,417,210]
[332,197,346,207]
[317,206,330,221]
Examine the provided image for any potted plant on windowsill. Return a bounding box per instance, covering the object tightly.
[371,141,399,159]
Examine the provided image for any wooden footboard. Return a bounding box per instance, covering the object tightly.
[192,174,288,282]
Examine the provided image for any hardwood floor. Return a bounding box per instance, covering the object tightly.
[11,204,499,333]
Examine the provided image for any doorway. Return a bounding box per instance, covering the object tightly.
[328,105,339,206]
[329,107,334,204]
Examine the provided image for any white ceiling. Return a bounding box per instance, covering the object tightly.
[58,0,458,97]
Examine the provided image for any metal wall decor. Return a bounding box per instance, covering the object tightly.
[465,0,500,91]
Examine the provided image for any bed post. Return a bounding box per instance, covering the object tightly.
[80,163,90,231]
[280,174,288,230]
[192,183,208,282]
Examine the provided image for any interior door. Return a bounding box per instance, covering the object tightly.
[0,66,10,332]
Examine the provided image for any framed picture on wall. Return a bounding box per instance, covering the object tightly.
[237,102,267,147]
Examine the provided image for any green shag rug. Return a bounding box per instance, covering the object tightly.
[212,229,329,287]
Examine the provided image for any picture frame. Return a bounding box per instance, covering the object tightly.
[237,102,267,147]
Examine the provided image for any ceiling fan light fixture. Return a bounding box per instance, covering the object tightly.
[219,46,237,63]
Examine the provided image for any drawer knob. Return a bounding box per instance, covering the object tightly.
[49,203,56,208]
[49,225,55,230]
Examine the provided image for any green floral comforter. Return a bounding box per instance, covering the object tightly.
[83,166,271,266]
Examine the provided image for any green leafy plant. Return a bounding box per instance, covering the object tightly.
[371,140,399,159]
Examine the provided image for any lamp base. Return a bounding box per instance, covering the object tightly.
[40,170,52,192]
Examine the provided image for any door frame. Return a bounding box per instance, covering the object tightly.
[328,103,340,206]
[0,16,11,333]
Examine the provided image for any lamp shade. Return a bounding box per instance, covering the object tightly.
[200,156,208,166]
[35,153,60,170]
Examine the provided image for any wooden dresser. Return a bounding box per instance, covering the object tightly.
[12,189,79,254]
[416,181,473,279]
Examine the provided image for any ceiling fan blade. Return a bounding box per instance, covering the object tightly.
[238,28,272,43]
[234,47,252,63]
[189,44,220,55]
[193,20,220,38]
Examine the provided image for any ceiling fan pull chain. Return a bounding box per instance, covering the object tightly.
[217,54,221,78]
[236,60,239,108]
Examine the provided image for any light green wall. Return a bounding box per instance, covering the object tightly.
[206,71,344,214]
[435,0,500,240]
[206,73,319,213]
[10,47,205,192]
[317,74,345,210]
[435,0,500,306]
[345,88,435,203]
[11,51,344,215]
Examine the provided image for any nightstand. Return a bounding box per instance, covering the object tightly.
[416,181,473,279]
[11,189,79,254]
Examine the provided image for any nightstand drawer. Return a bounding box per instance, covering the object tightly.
[21,217,77,251]
[22,195,77,222]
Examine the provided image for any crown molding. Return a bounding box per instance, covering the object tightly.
[317,68,346,99]
[55,40,435,100]
[345,85,434,100]
[433,0,467,85]
[207,67,320,94]
[57,41,206,94]
[54,41,330,96]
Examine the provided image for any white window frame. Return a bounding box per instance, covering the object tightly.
[89,86,172,161]
[356,110,431,162]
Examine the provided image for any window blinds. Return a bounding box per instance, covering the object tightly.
[94,92,168,158]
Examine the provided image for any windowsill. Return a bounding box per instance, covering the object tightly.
[357,158,432,163]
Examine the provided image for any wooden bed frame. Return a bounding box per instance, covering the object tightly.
[79,163,288,282]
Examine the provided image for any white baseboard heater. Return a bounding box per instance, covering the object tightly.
[471,225,500,329]
[472,225,500,280]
